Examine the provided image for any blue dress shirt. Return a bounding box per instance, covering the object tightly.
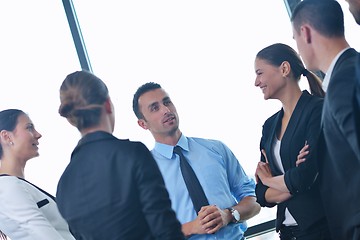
[152,134,256,240]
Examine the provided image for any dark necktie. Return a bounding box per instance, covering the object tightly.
[173,146,209,213]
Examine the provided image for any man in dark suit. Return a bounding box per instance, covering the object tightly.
[291,1,360,239]
[344,0,360,150]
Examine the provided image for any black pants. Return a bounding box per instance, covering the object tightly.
[279,224,331,240]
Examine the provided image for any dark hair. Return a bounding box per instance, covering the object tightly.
[256,43,325,97]
[58,70,109,131]
[291,0,344,38]
[132,82,162,119]
[0,109,25,159]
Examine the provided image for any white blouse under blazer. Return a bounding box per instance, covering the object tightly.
[0,175,75,240]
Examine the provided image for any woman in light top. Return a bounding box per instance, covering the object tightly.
[0,109,75,240]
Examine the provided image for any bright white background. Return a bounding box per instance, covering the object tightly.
[1,0,359,230]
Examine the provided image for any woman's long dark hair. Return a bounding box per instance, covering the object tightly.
[256,43,325,98]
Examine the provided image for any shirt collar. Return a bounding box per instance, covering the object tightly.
[154,133,189,159]
[322,47,350,92]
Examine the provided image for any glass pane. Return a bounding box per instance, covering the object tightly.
[72,0,295,227]
[0,1,81,193]
[1,0,359,236]
[71,0,359,229]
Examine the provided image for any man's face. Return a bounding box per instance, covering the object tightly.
[292,24,317,71]
[137,88,179,139]
[292,25,308,65]
[345,0,360,25]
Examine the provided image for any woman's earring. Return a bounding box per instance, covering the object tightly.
[9,142,14,146]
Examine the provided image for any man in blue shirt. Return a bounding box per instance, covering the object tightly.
[132,82,260,240]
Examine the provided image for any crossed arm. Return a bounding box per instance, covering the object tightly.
[255,146,309,204]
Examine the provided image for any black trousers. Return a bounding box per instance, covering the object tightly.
[279,224,331,240]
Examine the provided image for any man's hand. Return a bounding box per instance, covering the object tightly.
[198,205,230,234]
[182,214,208,237]
[182,205,229,236]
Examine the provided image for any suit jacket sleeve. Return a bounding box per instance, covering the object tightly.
[255,120,277,208]
[284,98,323,195]
[133,143,184,240]
[327,52,360,159]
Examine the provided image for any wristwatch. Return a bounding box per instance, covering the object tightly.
[227,207,241,223]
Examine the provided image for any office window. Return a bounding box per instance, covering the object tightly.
[1,1,359,238]
[70,0,359,230]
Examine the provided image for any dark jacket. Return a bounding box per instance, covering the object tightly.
[256,90,327,232]
[56,131,184,240]
[354,53,360,150]
[319,48,360,240]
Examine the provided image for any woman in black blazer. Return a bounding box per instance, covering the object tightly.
[254,43,330,240]
[56,70,184,240]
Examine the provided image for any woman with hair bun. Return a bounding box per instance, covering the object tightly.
[56,70,184,240]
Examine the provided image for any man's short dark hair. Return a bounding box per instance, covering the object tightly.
[132,82,162,119]
[291,0,344,38]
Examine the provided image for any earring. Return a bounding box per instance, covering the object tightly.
[9,142,14,146]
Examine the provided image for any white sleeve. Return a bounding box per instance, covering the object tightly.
[0,176,66,240]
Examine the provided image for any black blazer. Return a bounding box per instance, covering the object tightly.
[319,48,360,240]
[354,53,360,149]
[256,91,327,232]
[56,131,184,240]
